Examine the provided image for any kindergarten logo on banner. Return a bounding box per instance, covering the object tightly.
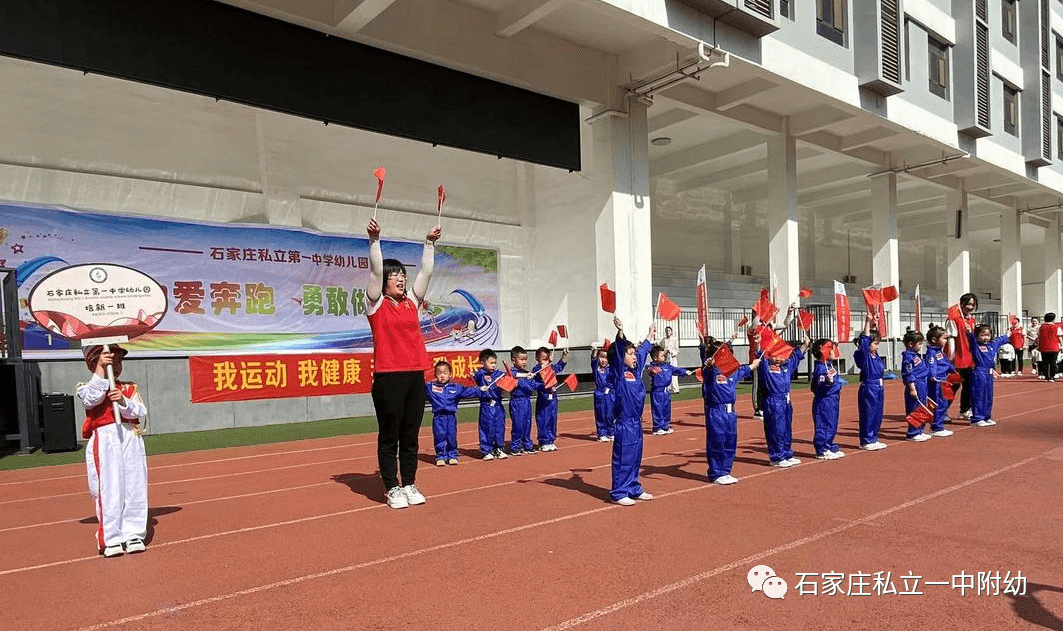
[1,203,500,358]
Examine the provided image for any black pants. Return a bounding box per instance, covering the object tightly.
[371,371,426,490]
[1043,351,1060,381]
[1000,359,1013,374]
[958,367,973,414]
[1014,348,1024,372]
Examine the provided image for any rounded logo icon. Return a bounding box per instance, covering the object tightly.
[88,266,108,283]
[762,577,788,600]
[747,565,776,592]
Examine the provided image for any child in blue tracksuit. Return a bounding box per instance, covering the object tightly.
[925,326,956,436]
[901,330,931,441]
[853,312,887,450]
[758,334,809,467]
[609,317,655,505]
[647,345,691,435]
[534,346,568,451]
[967,324,1011,426]
[810,339,846,459]
[425,361,482,466]
[507,346,538,455]
[700,337,759,484]
[472,349,508,460]
[592,346,615,441]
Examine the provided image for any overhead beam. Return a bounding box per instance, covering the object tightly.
[714,78,778,111]
[899,211,1003,241]
[839,126,896,150]
[788,106,854,136]
[730,162,870,203]
[335,0,402,31]
[661,84,784,134]
[675,146,820,191]
[495,0,569,37]
[649,130,767,178]
[799,130,891,166]
[648,108,698,133]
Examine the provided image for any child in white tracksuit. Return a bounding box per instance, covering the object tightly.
[78,344,149,557]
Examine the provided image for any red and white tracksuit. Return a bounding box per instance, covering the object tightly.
[78,375,148,550]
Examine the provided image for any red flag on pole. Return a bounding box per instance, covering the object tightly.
[437,185,446,212]
[562,373,578,392]
[798,287,814,298]
[798,309,814,331]
[758,328,794,361]
[753,289,779,324]
[494,370,518,393]
[914,284,922,333]
[696,265,709,336]
[834,281,851,342]
[710,342,742,376]
[656,292,682,321]
[537,363,557,390]
[548,330,558,346]
[882,285,899,302]
[861,286,883,308]
[1008,313,1019,327]
[373,166,386,203]
[557,325,568,338]
[905,404,933,428]
[694,368,703,383]
[602,338,611,351]
[599,283,616,314]
[737,315,749,328]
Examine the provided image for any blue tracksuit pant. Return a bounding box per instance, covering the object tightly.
[970,369,995,422]
[432,413,458,461]
[509,397,534,451]
[762,394,794,462]
[857,382,885,445]
[812,396,841,456]
[904,381,929,438]
[478,402,506,455]
[650,389,672,432]
[610,416,645,501]
[705,402,738,479]
[594,390,614,437]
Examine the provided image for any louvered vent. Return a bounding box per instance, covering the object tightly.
[1043,71,1052,160]
[745,0,773,19]
[976,24,990,128]
[976,0,987,22]
[880,0,901,84]
[1042,0,1050,68]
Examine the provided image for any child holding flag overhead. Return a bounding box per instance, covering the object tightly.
[810,338,847,459]
[700,335,760,484]
[507,346,538,456]
[472,349,509,459]
[534,346,569,451]
[854,312,887,450]
[757,328,810,467]
[647,345,692,435]
[965,322,1012,426]
[900,330,932,442]
[609,317,656,505]
[426,360,482,466]
[925,326,956,436]
[592,346,615,442]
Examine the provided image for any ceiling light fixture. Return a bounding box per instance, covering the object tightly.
[651,137,672,146]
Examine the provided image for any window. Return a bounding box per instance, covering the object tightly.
[1002,0,1017,44]
[817,0,847,46]
[929,37,949,99]
[1057,36,1063,81]
[1057,115,1063,161]
[1004,84,1019,136]
[780,0,793,20]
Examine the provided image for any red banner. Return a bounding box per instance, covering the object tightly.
[189,350,485,403]
[696,265,709,336]
[834,280,851,342]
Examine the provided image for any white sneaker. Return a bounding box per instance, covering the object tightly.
[784,457,801,466]
[652,429,667,436]
[547,443,558,451]
[636,492,654,501]
[931,429,954,437]
[124,538,146,554]
[861,442,887,451]
[615,497,636,506]
[664,428,674,434]
[386,486,409,509]
[712,474,739,485]
[598,435,609,442]
[961,410,973,419]
[833,450,846,458]
[817,452,839,460]
[983,419,997,426]
[482,452,495,460]
[495,449,509,459]
[771,459,795,468]
[103,544,124,558]
[971,420,992,427]
[403,484,426,505]
[908,433,931,442]
[607,435,615,441]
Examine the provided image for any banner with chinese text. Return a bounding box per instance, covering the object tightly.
[2,203,500,358]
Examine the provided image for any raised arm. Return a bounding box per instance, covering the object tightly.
[411,226,441,303]
[366,219,383,303]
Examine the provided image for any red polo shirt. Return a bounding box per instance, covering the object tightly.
[367,294,431,373]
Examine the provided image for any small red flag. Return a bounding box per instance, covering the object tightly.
[946,371,962,385]
[753,289,779,323]
[600,283,616,314]
[798,309,814,331]
[556,324,568,338]
[494,371,518,393]
[711,343,742,376]
[882,285,899,302]
[906,404,933,427]
[798,287,814,298]
[862,286,883,308]
[758,328,793,361]
[548,330,558,346]
[373,166,386,203]
[694,368,703,382]
[437,185,446,213]
[602,338,611,351]
[562,373,578,392]
[656,292,681,321]
[737,316,749,328]
[1008,313,1019,327]
[926,397,937,412]
[538,364,557,390]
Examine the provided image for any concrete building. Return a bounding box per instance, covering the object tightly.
[2,0,1062,435]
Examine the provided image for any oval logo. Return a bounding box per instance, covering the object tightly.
[28,264,167,341]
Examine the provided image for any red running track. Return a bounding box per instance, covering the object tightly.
[2,377,1062,630]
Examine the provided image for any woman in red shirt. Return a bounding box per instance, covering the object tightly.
[946,293,978,418]
[366,218,441,509]
[1038,313,1062,382]
[1009,321,1026,376]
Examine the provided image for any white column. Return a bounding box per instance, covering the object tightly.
[871,172,900,338]
[1000,207,1022,318]
[767,120,799,311]
[1046,216,1062,315]
[945,185,970,305]
[594,102,653,339]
